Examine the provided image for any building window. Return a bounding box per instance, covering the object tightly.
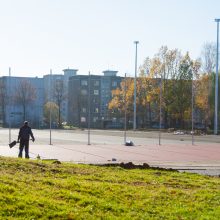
[94,107,99,113]
[94,80,99,86]
[81,80,88,86]
[81,89,87,95]
[112,117,117,122]
[82,108,86,113]
[112,81,117,87]
[94,90,99,95]
[81,117,86,122]
[93,117,98,122]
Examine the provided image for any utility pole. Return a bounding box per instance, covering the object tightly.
[49,69,52,145]
[124,73,127,145]
[133,41,139,130]
[191,68,194,145]
[88,71,91,145]
[9,67,11,144]
[159,73,162,145]
[214,19,220,135]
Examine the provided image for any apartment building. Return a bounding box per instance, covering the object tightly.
[68,70,123,128]
[0,76,44,128]
[43,69,77,124]
[0,69,122,128]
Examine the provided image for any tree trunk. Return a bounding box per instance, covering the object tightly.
[58,105,61,128]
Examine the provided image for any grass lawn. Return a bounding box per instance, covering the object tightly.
[0,156,220,219]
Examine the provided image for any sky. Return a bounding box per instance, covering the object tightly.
[0,0,219,77]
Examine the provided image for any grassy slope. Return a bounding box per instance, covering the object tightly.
[0,157,220,220]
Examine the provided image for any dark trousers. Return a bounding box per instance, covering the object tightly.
[18,139,29,158]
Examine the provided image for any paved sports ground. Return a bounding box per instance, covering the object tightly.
[0,128,220,176]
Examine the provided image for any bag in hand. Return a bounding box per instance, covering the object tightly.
[9,140,17,148]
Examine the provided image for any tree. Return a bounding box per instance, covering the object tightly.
[149,46,183,128]
[171,53,201,128]
[108,74,159,128]
[43,102,59,127]
[108,77,134,125]
[198,42,216,129]
[14,80,37,121]
[139,62,160,127]
[53,79,66,128]
[108,46,201,130]
[200,42,216,74]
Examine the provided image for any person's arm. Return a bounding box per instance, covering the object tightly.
[17,129,21,142]
[30,128,35,142]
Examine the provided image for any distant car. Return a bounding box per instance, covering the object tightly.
[173,130,186,135]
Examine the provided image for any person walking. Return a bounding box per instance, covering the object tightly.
[17,121,35,158]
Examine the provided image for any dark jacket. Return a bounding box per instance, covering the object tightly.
[18,125,35,141]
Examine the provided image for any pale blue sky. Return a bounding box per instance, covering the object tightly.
[0,0,219,77]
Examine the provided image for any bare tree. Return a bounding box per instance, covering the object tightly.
[14,79,37,121]
[201,42,216,74]
[53,79,66,128]
[200,42,216,128]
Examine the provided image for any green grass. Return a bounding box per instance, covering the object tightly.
[0,157,220,219]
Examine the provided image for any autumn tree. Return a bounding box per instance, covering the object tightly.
[147,47,201,129]
[14,80,37,121]
[170,53,201,128]
[139,60,160,127]
[149,46,183,128]
[108,46,202,129]
[108,77,134,125]
[43,101,59,127]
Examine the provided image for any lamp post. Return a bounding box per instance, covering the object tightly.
[9,67,11,144]
[133,41,139,130]
[88,71,91,145]
[159,73,162,145]
[124,73,127,145]
[191,67,194,145]
[49,69,52,145]
[214,19,220,135]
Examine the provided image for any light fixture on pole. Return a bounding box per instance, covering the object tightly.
[214,19,220,135]
[133,41,139,130]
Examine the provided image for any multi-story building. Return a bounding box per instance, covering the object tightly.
[68,70,123,128]
[0,69,123,128]
[43,69,77,123]
[1,76,44,128]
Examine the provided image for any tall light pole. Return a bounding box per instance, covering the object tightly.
[214,19,220,135]
[191,68,194,145]
[9,67,11,144]
[88,71,91,145]
[159,73,162,145]
[133,41,139,130]
[49,69,52,145]
[124,73,127,145]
